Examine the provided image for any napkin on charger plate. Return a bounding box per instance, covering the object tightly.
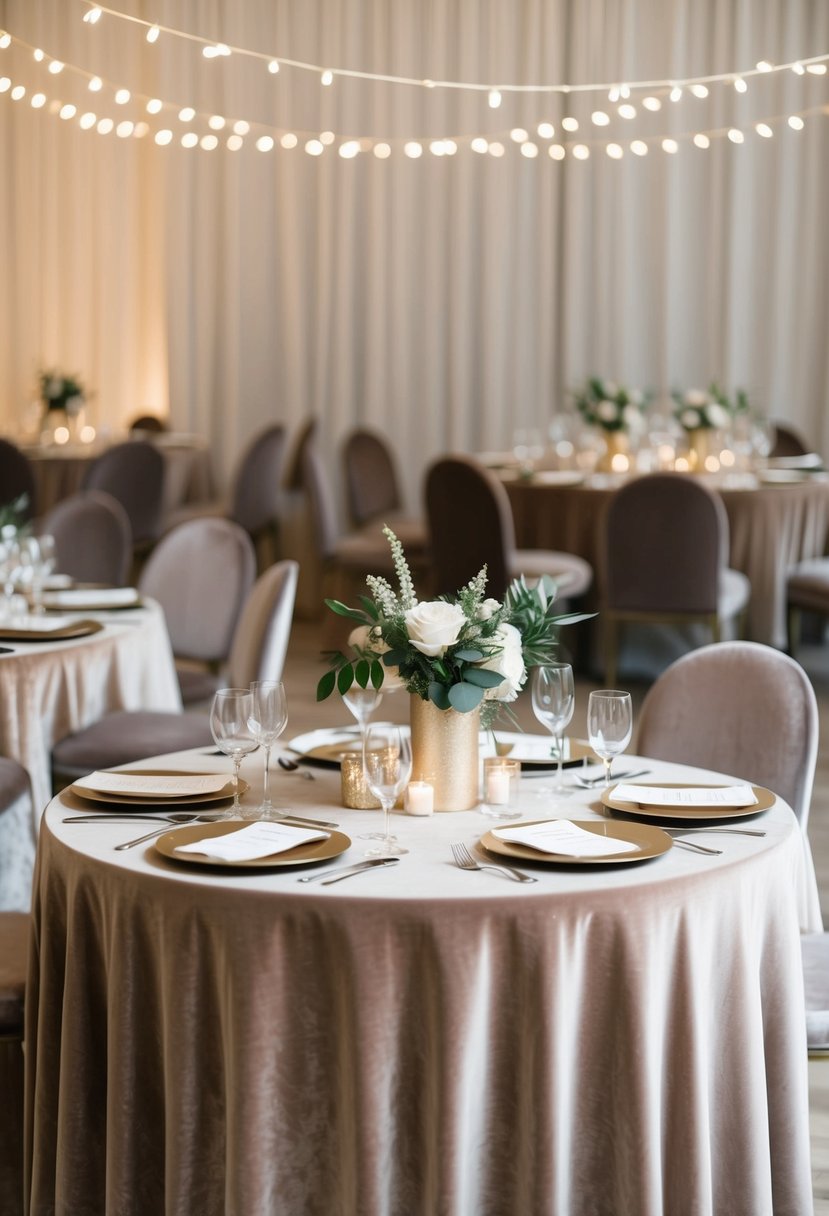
[493,820,639,857]
[613,783,757,808]
[42,587,140,609]
[174,821,330,861]
[75,770,232,798]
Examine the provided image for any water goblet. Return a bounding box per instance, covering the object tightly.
[342,685,383,741]
[587,690,633,788]
[29,534,56,614]
[362,724,412,858]
[209,688,258,818]
[248,681,289,820]
[531,663,575,799]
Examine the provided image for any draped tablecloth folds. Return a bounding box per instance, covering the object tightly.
[25,748,816,1216]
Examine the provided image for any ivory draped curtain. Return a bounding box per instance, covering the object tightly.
[0,0,828,504]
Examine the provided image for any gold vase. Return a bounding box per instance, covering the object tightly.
[409,694,481,812]
[686,427,714,471]
[596,429,629,473]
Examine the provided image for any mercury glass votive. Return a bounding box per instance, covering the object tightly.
[340,753,381,809]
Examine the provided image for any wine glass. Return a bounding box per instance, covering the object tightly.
[342,685,383,742]
[362,724,412,857]
[531,663,575,798]
[209,688,258,818]
[29,534,56,614]
[247,681,289,820]
[587,690,633,788]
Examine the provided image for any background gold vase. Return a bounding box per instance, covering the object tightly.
[409,694,480,811]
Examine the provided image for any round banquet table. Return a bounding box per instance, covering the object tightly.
[504,472,829,649]
[0,600,181,911]
[25,747,816,1216]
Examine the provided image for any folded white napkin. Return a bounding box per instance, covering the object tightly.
[493,820,639,857]
[174,822,329,861]
[42,573,73,590]
[4,615,76,632]
[614,783,757,808]
[43,587,140,608]
[75,770,230,798]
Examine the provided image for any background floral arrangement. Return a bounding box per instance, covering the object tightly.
[39,369,86,413]
[673,384,748,431]
[572,377,645,433]
[317,528,588,728]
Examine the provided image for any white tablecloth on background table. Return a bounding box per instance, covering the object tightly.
[0,599,181,909]
[25,748,816,1215]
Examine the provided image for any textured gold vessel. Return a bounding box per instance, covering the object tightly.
[409,695,480,812]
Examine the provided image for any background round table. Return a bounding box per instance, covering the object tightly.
[25,748,816,1216]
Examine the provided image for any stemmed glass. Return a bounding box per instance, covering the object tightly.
[29,535,56,614]
[587,690,633,788]
[343,685,383,740]
[362,724,412,858]
[209,688,258,818]
[531,663,575,798]
[247,681,289,820]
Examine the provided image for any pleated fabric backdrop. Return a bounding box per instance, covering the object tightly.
[0,0,828,502]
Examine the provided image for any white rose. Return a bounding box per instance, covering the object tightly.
[404,601,467,658]
[477,623,527,703]
[684,389,709,407]
[708,404,730,429]
[476,598,501,622]
[597,399,619,423]
[622,404,642,430]
[348,624,403,689]
[681,408,702,430]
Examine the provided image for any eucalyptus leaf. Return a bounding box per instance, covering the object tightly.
[448,682,484,713]
[462,668,505,689]
[453,648,484,662]
[427,682,451,711]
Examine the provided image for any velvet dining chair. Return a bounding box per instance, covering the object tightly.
[770,421,812,459]
[424,454,592,602]
[341,427,428,554]
[0,758,34,1216]
[81,440,165,553]
[600,473,750,686]
[50,560,299,782]
[0,439,36,523]
[138,517,256,705]
[39,490,132,587]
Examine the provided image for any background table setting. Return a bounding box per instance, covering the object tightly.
[25,734,817,1216]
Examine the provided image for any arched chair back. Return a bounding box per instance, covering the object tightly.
[228,560,299,685]
[0,439,36,522]
[425,455,513,598]
[139,518,256,664]
[229,424,285,538]
[40,491,132,586]
[128,414,167,434]
[637,640,818,830]
[282,417,318,491]
[303,442,341,561]
[770,422,810,459]
[81,440,165,546]
[342,429,402,526]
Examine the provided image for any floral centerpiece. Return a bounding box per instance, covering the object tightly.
[572,377,645,433]
[39,369,86,415]
[317,528,589,809]
[672,384,748,432]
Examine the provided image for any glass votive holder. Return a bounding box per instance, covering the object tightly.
[340,753,381,810]
[481,757,522,819]
[405,779,434,816]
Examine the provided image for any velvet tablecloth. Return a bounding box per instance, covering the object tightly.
[25,749,815,1216]
[0,601,181,910]
[505,474,829,648]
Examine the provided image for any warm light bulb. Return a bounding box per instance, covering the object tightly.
[642,96,662,111]
[443,140,457,155]
[146,25,160,44]
[591,110,610,126]
[630,140,648,156]
[48,60,64,74]
[807,63,827,75]
[520,141,539,157]
[256,135,275,151]
[133,121,149,138]
[80,425,96,443]
[792,62,806,75]
[33,49,44,62]
[83,7,102,23]
[537,121,554,139]
[756,60,773,72]
[146,99,162,114]
[620,84,630,99]
[618,103,636,119]
[471,137,488,154]
[606,142,624,159]
[611,453,629,473]
[608,86,620,103]
[208,115,225,130]
[733,77,747,93]
[116,121,134,138]
[704,455,720,472]
[97,117,113,134]
[226,134,243,151]
[88,76,102,92]
[30,92,46,108]
[268,59,279,74]
[321,69,333,86]
[320,130,335,145]
[181,132,198,148]
[339,141,360,158]
[202,43,230,58]
[0,78,9,92]
[154,128,173,145]
[755,122,773,138]
[54,427,70,445]
[429,140,446,156]
[727,128,744,143]
[79,111,97,129]
[280,133,298,149]
[720,449,736,467]
[10,85,25,100]
[179,107,195,122]
[662,138,679,153]
[669,86,683,102]
[233,120,250,135]
[675,456,690,472]
[488,89,501,108]
[548,144,566,160]
[403,141,423,158]
[488,141,505,157]
[200,134,218,150]
[561,116,579,132]
[305,138,324,155]
[510,128,528,142]
[690,84,709,98]
[0,33,10,50]
[373,142,391,159]
[115,88,130,105]
[693,133,710,149]
[59,103,76,119]
[788,115,805,130]
[572,144,590,160]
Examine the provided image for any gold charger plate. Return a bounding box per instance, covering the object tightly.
[70,769,247,808]
[601,781,775,821]
[154,822,352,869]
[481,819,672,865]
[493,735,592,769]
[0,618,104,642]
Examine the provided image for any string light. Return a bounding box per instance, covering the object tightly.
[154,128,172,145]
[693,132,710,148]
[268,60,279,75]
[591,110,610,126]
[572,144,589,159]
[537,121,554,138]
[509,127,528,142]
[788,115,805,129]
[48,60,63,74]
[227,134,243,150]
[146,25,159,44]
[642,96,661,111]
[88,76,102,91]
[630,140,648,155]
[755,122,773,137]
[606,142,624,158]
[727,127,744,143]
[114,87,130,103]
[73,2,829,100]
[662,137,678,153]
[734,77,748,93]
[561,117,579,132]
[0,33,10,49]
[280,133,297,148]
[488,141,505,156]
[618,103,637,119]
[520,141,539,157]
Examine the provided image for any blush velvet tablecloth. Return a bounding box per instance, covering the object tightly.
[504,474,829,649]
[25,748,815,1216]
[0,601,181,910]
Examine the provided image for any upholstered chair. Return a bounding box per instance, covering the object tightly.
[0,439,36,522]
[81,440,165,551]
[341,428,428,553]
[40,490,132,586]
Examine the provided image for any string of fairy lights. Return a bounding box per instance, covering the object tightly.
[0,5,826,159]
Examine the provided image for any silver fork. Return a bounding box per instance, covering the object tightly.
[664,827,766,838]
[450,840,537,883]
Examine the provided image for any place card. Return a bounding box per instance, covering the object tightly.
[75,771,231,798]
[614,783,758,808]
[493,820,639,857]
[174,822,329,861]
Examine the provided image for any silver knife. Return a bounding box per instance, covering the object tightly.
[297,858,399,884]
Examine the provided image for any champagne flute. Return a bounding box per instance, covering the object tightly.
[362,724,411,858]
[587,690,633,788]
[342,685,383,741]
[209,688,258,818]
[531,663,575,798]
[248,681,289,820]
[30,534,56,614]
